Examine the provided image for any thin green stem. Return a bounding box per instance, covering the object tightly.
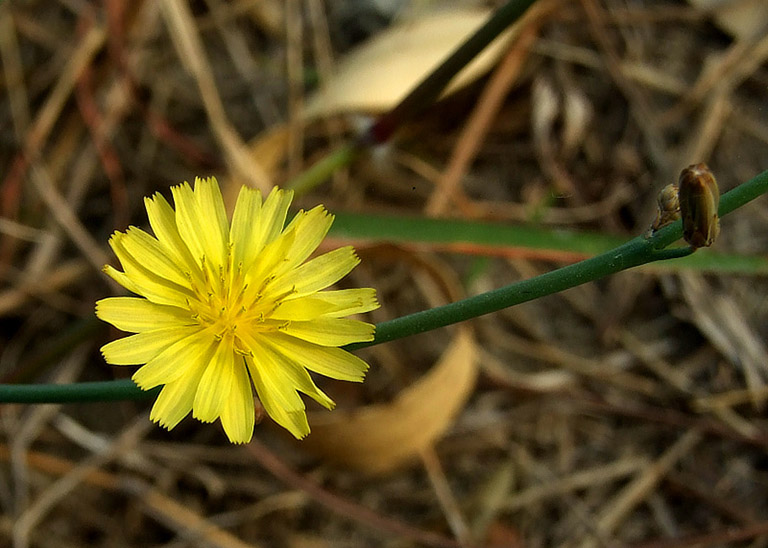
[2,169,766,404]
[285,143,359,195]
[0,379,157,403]
[355,237,680,348]
[361,169,768,346]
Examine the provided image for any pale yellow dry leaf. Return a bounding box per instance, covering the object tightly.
[687,0,768,39]
[301,328,478,474]
[303,9,517,118]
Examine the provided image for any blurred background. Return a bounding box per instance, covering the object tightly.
[1,0,768,546]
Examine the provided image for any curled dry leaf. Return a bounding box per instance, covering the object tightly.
[303,9,518,118]
[301,328,478,474]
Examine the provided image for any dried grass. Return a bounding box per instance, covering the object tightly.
[1,1,768,547]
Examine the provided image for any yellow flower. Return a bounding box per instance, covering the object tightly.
[96,177,378,443]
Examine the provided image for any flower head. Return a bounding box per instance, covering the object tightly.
[96,177,378,443]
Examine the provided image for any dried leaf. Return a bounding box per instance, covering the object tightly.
[301,328,478,474]
[304,9,517,118]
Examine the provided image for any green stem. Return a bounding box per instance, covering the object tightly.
[2,169,766,404]
[285,143,359,195]
[357,237,664,348]
[0,379,157,403]
[356,170,767,346]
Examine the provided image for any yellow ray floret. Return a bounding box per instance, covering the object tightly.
[96,177,379,443]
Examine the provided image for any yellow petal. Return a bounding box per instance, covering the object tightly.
[267,246,360,299]
[121,226,191,288]
[258,338,335,409]
[192,338,235,422]
[192,177,229,264]
[277,408,310,439]
[240,227,297,302]
[242,337,305,412]
[149,359,208,430]
[245,342,310,438]
[133,333,216,389]
[100,326,197,365]
[96,297,192,332]
[109,232,193,307]
[144,192,199,275]
[171,182,207,266]
[103,265,142,295]
[315,288,380,317]
[237,187,294,274]
[270,296,339,321]
[279,318,375,346]
[250,376,309,438]
[263,332,369,381]
[272,206,333,277]
[219,359,255,443]
[273,288,379,321]
[230,186,263,267]
[260,187,294,247]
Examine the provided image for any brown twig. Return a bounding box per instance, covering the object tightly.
[246,438,461,548]
[425,18,541,217]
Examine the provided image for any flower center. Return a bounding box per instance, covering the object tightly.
[187,253,281,342]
